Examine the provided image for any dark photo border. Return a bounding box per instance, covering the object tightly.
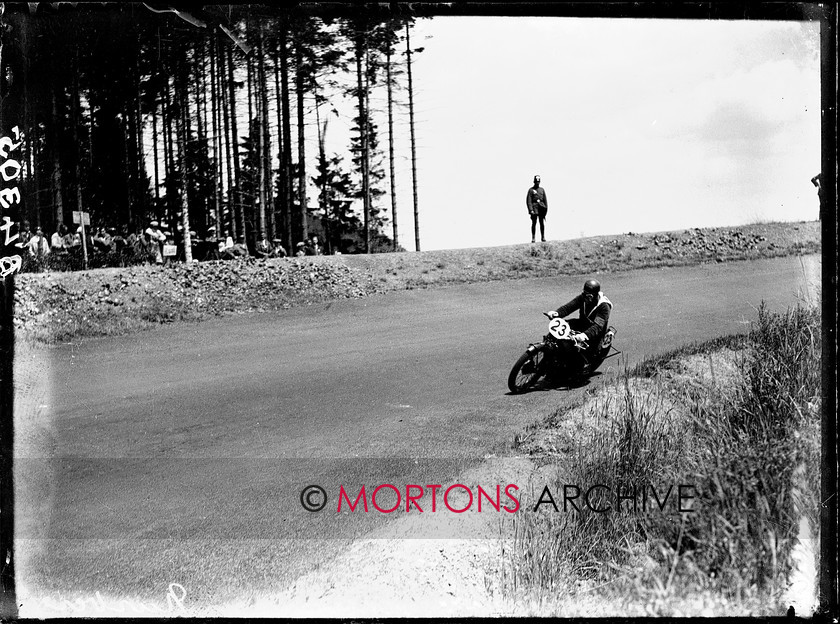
[0,1,835,620]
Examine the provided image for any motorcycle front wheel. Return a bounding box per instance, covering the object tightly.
[507,347,547,394]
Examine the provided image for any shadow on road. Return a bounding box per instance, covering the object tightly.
[505,371,603,395]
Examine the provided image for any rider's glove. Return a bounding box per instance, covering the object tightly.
[573,333,589,348]
[545,310,559,319]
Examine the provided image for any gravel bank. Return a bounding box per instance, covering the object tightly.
[13,221,821,344]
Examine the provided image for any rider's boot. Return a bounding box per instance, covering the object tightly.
[579,355,592,376]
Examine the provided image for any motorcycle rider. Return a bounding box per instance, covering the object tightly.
[547,278,613,372]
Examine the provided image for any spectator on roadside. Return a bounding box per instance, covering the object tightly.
[306,236,322,256]
[173,223,186,261]
[526,174,548,244]
[219,234,234,257]
[130,226,151,263]
[271,239,287,258]
[205,226,218,245]
[811,173,824,220]
[144,220,166,264]
[126,225,140,250]
[76,225,93,253]
[232,236,249,257]
[111,227,126,253]
[51,224,68,254]
[63,226,82,266]
[92,226,114,253]
[27,226,51,259]
[199,226,221,261]
[192,227,215,261]
[294,241,306,257]
[63,225,79,249]
[255,236,272,258]
[19,221,32,247]
[160,222,176,264]
[220,236,249,260]
[110,226,130,265]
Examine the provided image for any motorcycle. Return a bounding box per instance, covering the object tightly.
[507,313,619,394]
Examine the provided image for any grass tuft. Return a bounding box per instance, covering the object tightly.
[501,303,821,615]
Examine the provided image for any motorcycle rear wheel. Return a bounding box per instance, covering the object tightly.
[508,348,547,394]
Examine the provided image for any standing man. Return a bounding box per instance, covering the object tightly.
[526,175,548,243]
[144,220,166,265]
[811,173,823,221]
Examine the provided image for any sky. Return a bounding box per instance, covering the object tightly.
[375,16,821,251]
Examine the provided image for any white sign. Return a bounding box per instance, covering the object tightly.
[72,211,90,226]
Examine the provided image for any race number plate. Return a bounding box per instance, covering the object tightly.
[548,317,571,340]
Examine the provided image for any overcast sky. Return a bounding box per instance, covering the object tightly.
[382,16,821,251]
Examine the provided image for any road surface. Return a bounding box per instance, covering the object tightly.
[14,254,821,613]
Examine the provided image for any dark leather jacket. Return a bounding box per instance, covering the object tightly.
[526,186,548,215]
[554,292,612,343]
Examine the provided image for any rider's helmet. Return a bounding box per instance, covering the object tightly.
[583,279,601,295]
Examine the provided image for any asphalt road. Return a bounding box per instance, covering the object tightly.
[14,254,821,612]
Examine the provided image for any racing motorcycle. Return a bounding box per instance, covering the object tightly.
[507,313,619,394]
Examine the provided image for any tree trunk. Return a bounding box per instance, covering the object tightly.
[259,32,273,241]
[182,44,195,247]
[279,26,294,247]
[274,50,289,251]
[246,45,255,232]
[30,118,40,229]
[219,36,235,239]
[386,46,398,250]
[87,83,95,222]
[20,16,31,223]
[354,31,370,253]
[124,110,133,226]
[199,40,212,233]
[163,72,176,225]
[152,85,160,209]
[406,22,420,252]
[227,43,245,243]
[295,41,307,241]
[209,34,222,234]
[50,89,64,228]
[315,101,330,254]
[134,40,145,225]
[363,49,372,253]
[21,20,35,227]
[256,26,267,241]
[122,51,137,228]
[71,52,88,268]
[176,46,193,263]
[160,73,169,215]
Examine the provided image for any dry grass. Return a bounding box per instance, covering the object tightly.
[501,303,822,616]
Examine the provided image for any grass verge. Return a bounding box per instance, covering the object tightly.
[501,303,821,616]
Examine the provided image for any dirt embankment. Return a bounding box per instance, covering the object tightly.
[12,221,820,343]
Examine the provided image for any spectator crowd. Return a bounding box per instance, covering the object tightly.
[16,219,327,273]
